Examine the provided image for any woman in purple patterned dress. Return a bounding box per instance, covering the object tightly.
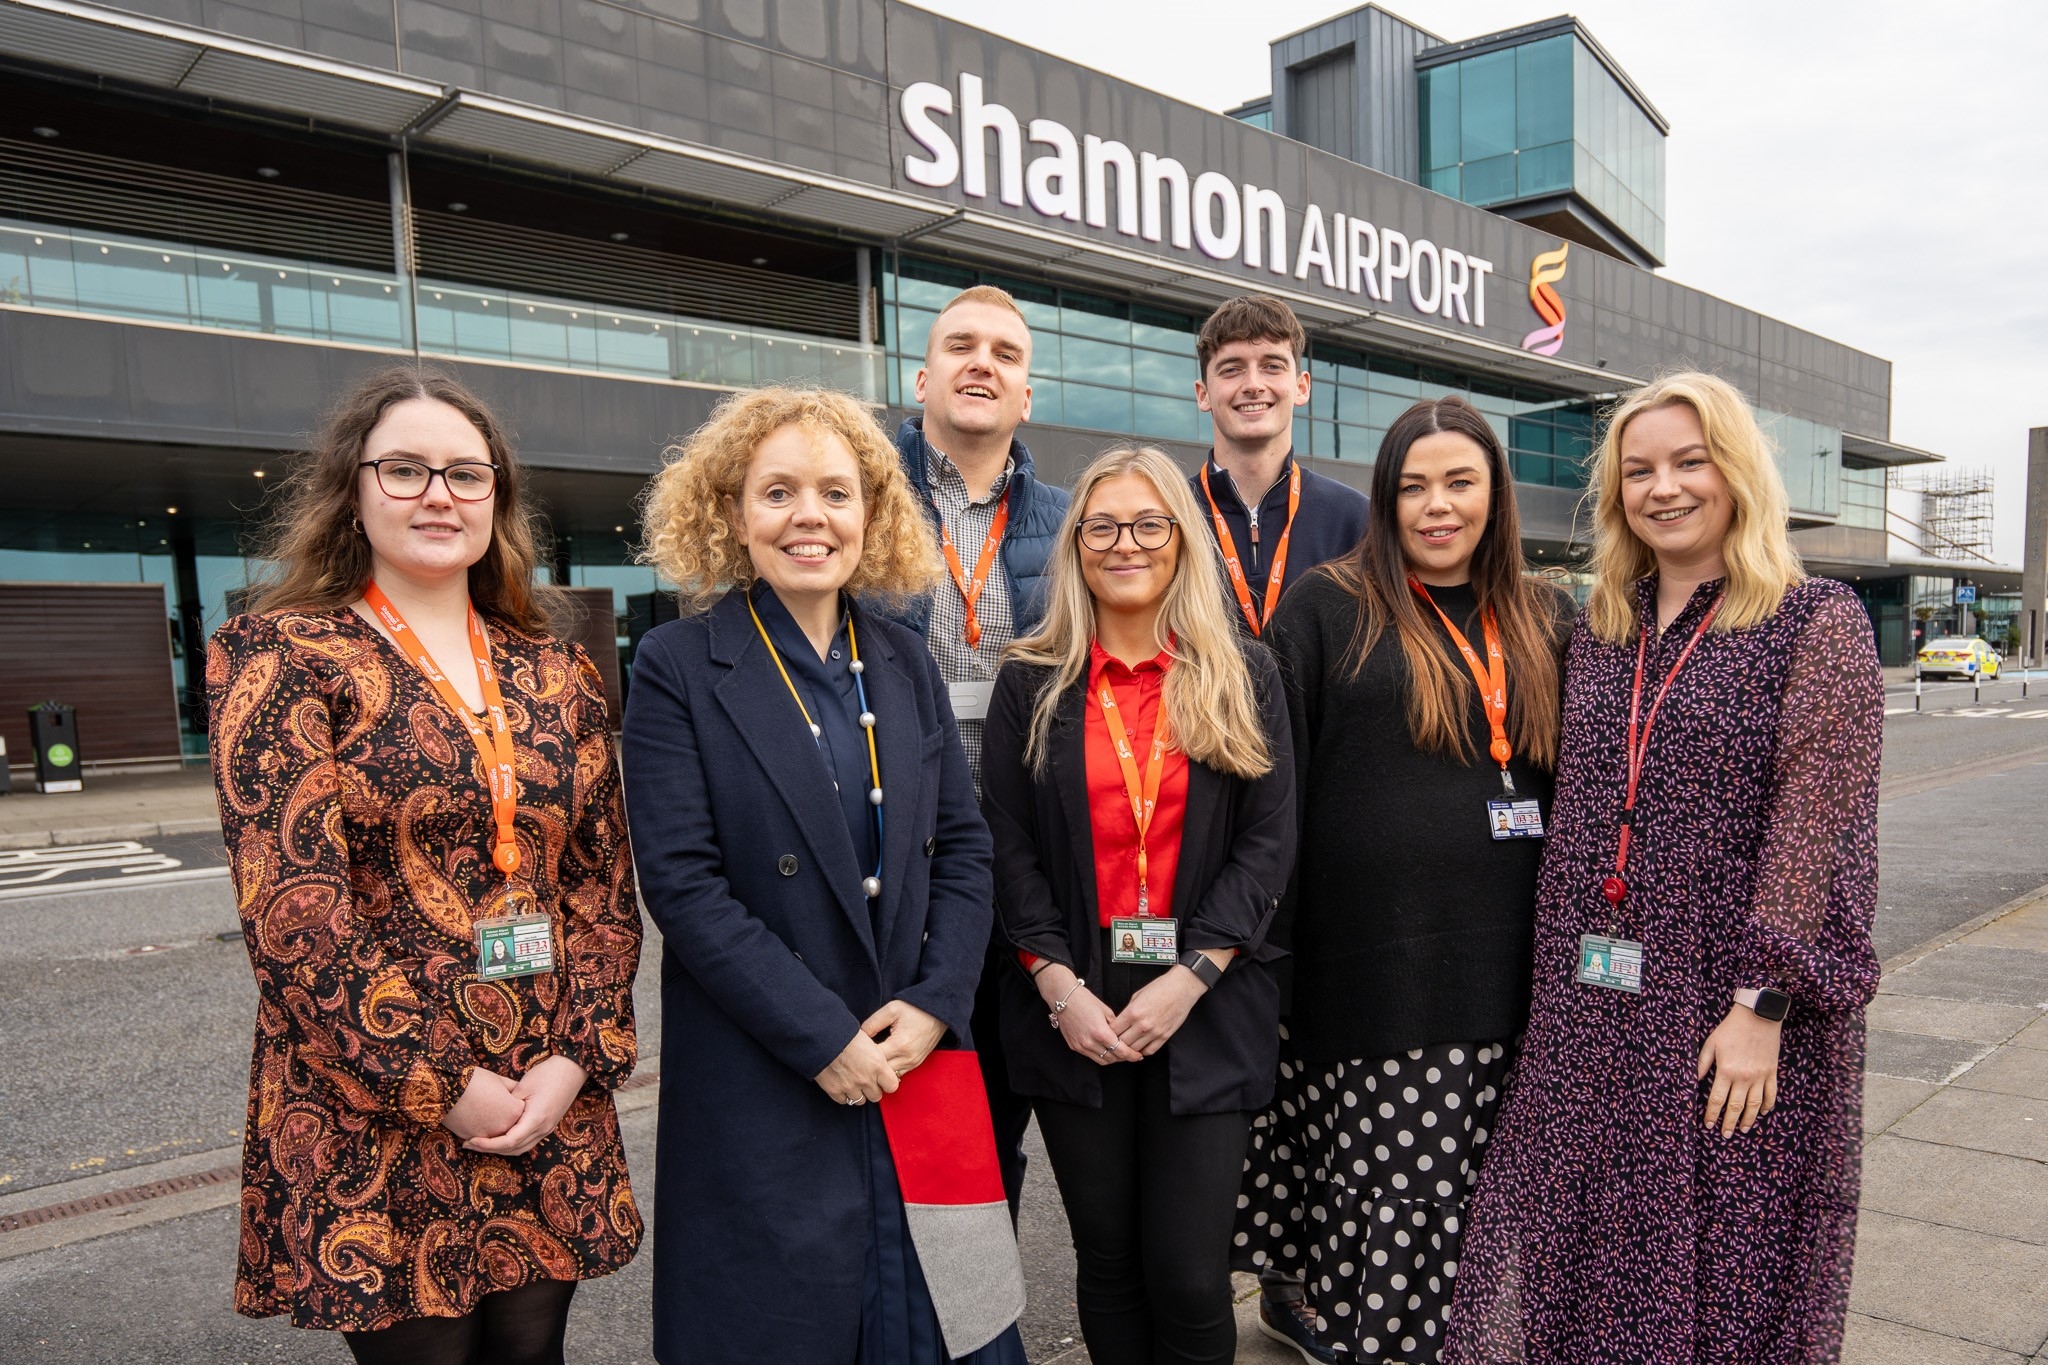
[1445,373,1882,1365]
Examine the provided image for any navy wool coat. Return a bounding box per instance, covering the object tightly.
[621,590,994,1365]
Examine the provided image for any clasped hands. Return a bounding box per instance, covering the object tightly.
[441,1054,589,1155]
[1035,959,1217,1066]
[814,998,950,1105]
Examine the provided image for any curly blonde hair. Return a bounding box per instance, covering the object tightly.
[640,386,942,612]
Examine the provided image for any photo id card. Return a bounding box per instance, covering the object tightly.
[1487,798,1547,840]
[1575,933,1643,993]
[477,915,554,980]
[1110,916,1179,965]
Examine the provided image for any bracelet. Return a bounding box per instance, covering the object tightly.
[1047,979,1085,1031]
[1028,958,1054,978]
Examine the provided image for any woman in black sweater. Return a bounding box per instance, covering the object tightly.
[1236,396,1574,1365]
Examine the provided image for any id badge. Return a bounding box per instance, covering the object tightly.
[948,680,994,721]
[1575,933,1643,993]
[1111,917,1179,965]
[1487,798,1547,840]
[477,914,554,980]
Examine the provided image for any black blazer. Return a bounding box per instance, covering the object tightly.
[980,647,1297,1116]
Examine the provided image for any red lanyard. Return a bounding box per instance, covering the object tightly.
[1601,594,1724,909]
[1409,579,1514,791]
[935,490,1010,649]
[363,582,522,875]
[1095,668,1171,916]
[1201,461,1299,636]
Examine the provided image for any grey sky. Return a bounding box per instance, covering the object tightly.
[922,0,2048,563]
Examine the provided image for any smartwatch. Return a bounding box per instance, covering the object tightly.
[1733,986,1791,1022]
[1177,950,1224,990]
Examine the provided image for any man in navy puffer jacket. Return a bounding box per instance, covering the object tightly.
[892,284,1069,1224]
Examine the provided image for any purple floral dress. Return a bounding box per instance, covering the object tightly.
[1445,576,1882,1365]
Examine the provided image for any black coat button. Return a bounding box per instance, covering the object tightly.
[778,854,798,876]
[924,837,935,857]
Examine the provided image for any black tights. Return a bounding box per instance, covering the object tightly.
[1034,1057,1251,1365]
[342,1280,577,1365]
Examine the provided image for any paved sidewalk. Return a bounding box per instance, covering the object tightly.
[1846,890,2048,1363]
[0,766,221,850]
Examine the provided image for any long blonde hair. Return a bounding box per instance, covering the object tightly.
[1585,372,1805,643]
[1008,447,1271,780]
[639,386,941,611]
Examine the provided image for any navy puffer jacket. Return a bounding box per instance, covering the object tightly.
[893,416,1070,638]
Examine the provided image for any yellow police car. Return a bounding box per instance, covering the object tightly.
[1917,637,2002,680]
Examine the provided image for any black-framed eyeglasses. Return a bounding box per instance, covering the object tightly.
[359,458,499,501]
[1077,515,1178,552]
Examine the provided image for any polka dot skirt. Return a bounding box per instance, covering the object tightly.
[1235,1032,1514,1363]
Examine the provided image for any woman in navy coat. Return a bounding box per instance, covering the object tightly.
[624,386,1025,1365]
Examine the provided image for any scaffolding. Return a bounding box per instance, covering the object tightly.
[1895,467,1996,562]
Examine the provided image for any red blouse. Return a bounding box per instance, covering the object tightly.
[1019,643,1192,974]
[1084,640,1190,926]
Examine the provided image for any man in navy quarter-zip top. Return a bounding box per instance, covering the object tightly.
[1191,294,1369,640]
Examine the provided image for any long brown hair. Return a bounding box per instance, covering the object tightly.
[246,365,559,632]
[1323,395,1562,769]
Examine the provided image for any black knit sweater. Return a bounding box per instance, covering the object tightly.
[1268,570,1576,1063]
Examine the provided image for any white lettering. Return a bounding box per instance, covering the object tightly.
[1192,171,1241,261]
[1348,218,1381,300]
[1294,204,1336,287]
[1140,153,1191,248]
[896,73,1495,334]
[1084,135,1139,235]
[1440,248,1470,322]
[959,73,1023,207]
[900,82,958,188]
[1242,183,1287,274]
[1026,118,1081,221]
[1379,228,1411,305]
[1467,256,1494,327]
[1408,238,1442,315]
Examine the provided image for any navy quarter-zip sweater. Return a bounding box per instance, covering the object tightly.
[1191,452,1370,628]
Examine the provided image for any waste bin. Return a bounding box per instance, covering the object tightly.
[29,702,81,793]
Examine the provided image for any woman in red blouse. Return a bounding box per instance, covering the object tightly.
[980,446,1297,1365]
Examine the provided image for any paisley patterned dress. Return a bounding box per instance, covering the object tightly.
[1444,577,1882,1365]
[207,608,643,1331]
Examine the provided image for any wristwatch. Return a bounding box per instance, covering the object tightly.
[1734,986,1791,1022]
[1177,950,1224,990]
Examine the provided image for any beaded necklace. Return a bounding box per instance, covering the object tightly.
[748,594,886,900]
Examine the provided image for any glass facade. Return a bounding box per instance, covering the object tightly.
[884,255,1598,486]
[1419,34,1665,262]
[1762,410,1843,521]
[0,218,880,396]
[1839,464,1887,532]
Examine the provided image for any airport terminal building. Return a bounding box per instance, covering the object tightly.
[0,0,1968,766]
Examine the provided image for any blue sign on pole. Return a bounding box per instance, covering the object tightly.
[1956,585,1978,604]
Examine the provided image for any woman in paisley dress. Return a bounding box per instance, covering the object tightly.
[208,366,642,1363]
[1445,373,1882,1364]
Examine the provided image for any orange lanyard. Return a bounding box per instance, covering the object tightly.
[1409,578,1515,793]
[1201,461,1300,636]
[1095,669,1171,916]
[935,490,1010,649]
[363,582,522,875]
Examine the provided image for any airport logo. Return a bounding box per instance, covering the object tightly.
[898,74,1497,331]
[1520,243,1569,356]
